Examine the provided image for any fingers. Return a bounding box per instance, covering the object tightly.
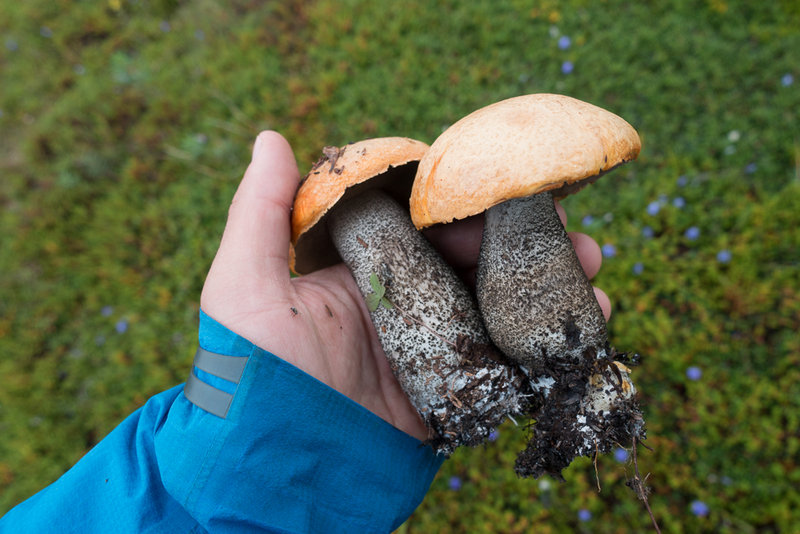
[559,198,610,319]
[594,286,612,321]
[205,132,300,303]
[422,214,484,270]
[555,201,568,226]
[572,232,610,319]
[569,231,602,279]
[556,200,603,281]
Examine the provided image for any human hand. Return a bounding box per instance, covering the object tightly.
[200,131,610,442]
[201,131,429,440]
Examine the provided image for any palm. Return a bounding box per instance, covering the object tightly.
[202,262,427,440]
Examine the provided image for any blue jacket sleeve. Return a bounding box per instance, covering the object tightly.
[1,311,444,533]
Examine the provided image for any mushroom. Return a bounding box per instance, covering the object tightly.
[410,94,646,477]
[291,137,530,454]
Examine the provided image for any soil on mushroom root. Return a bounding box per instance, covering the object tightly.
[422,335,536,453]
[514,347,647,480]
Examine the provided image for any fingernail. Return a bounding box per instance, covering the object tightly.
[252,134,264,159]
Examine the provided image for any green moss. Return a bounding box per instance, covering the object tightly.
[1,0,799,531]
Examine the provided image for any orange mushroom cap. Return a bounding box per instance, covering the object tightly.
[410,94,641,229]
[290,137,429,274]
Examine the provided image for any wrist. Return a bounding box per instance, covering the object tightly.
[155,309,444,532]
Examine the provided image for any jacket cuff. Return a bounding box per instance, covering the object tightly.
[155,310,444,533]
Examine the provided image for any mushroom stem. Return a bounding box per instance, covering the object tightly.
[478,191,608,369]
[327,189,530,454]
[477,191,645,477]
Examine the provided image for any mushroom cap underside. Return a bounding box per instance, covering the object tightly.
[290,136,429,274]
[409,93,641,229]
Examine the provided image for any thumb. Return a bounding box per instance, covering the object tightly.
[202,131,300,312]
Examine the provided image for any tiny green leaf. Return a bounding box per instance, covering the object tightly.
[369,273,385,298]
[367,272,390,312]
[366,293,381,312]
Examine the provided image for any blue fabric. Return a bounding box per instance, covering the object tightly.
[1,311,444,533]
[192,366,238,395]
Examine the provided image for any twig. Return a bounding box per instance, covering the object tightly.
[630,436,661,533]
[593,439,602,492]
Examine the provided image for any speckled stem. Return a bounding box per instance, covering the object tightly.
[327,190,530,454]
[477,191,645,478]
[477,191,609,371]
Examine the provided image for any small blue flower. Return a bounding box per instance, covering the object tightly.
[195,29,206,41]
[159,21,171,32]
[677,175,688,187]
[40,26,53,38]
[488,429,499,442]
[686,366,702,381]
[642,226,655,239]
[716,249,732,263]
[685,226,700,241]
[672,196,685,209]
[632,262,644,276]
[5,38,19,51]
[614,447,630,462]
[115,319,129,334]
[601,243,616,258]
[102,306,114,317]
[646,201,660,216]
[558,35,571,50]
[448,476,462,491]
[578,509,592,522]
[744,162,757,174]
[690,500,709,517]
[581,214,594,227]
[561,61,574,75]
[782,73,794,87]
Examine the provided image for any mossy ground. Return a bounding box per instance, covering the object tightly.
[2,1,799,532]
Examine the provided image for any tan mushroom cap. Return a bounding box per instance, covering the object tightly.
[410,94,641,229]
[290,136,429,274]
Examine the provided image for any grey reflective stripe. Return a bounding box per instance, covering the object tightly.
[184,347,249,419]
[185,370,234,418]
[193,347,248,383]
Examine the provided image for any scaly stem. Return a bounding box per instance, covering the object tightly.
[477,191,645,477]
[478,191,608,370]
[327,189,530,453]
